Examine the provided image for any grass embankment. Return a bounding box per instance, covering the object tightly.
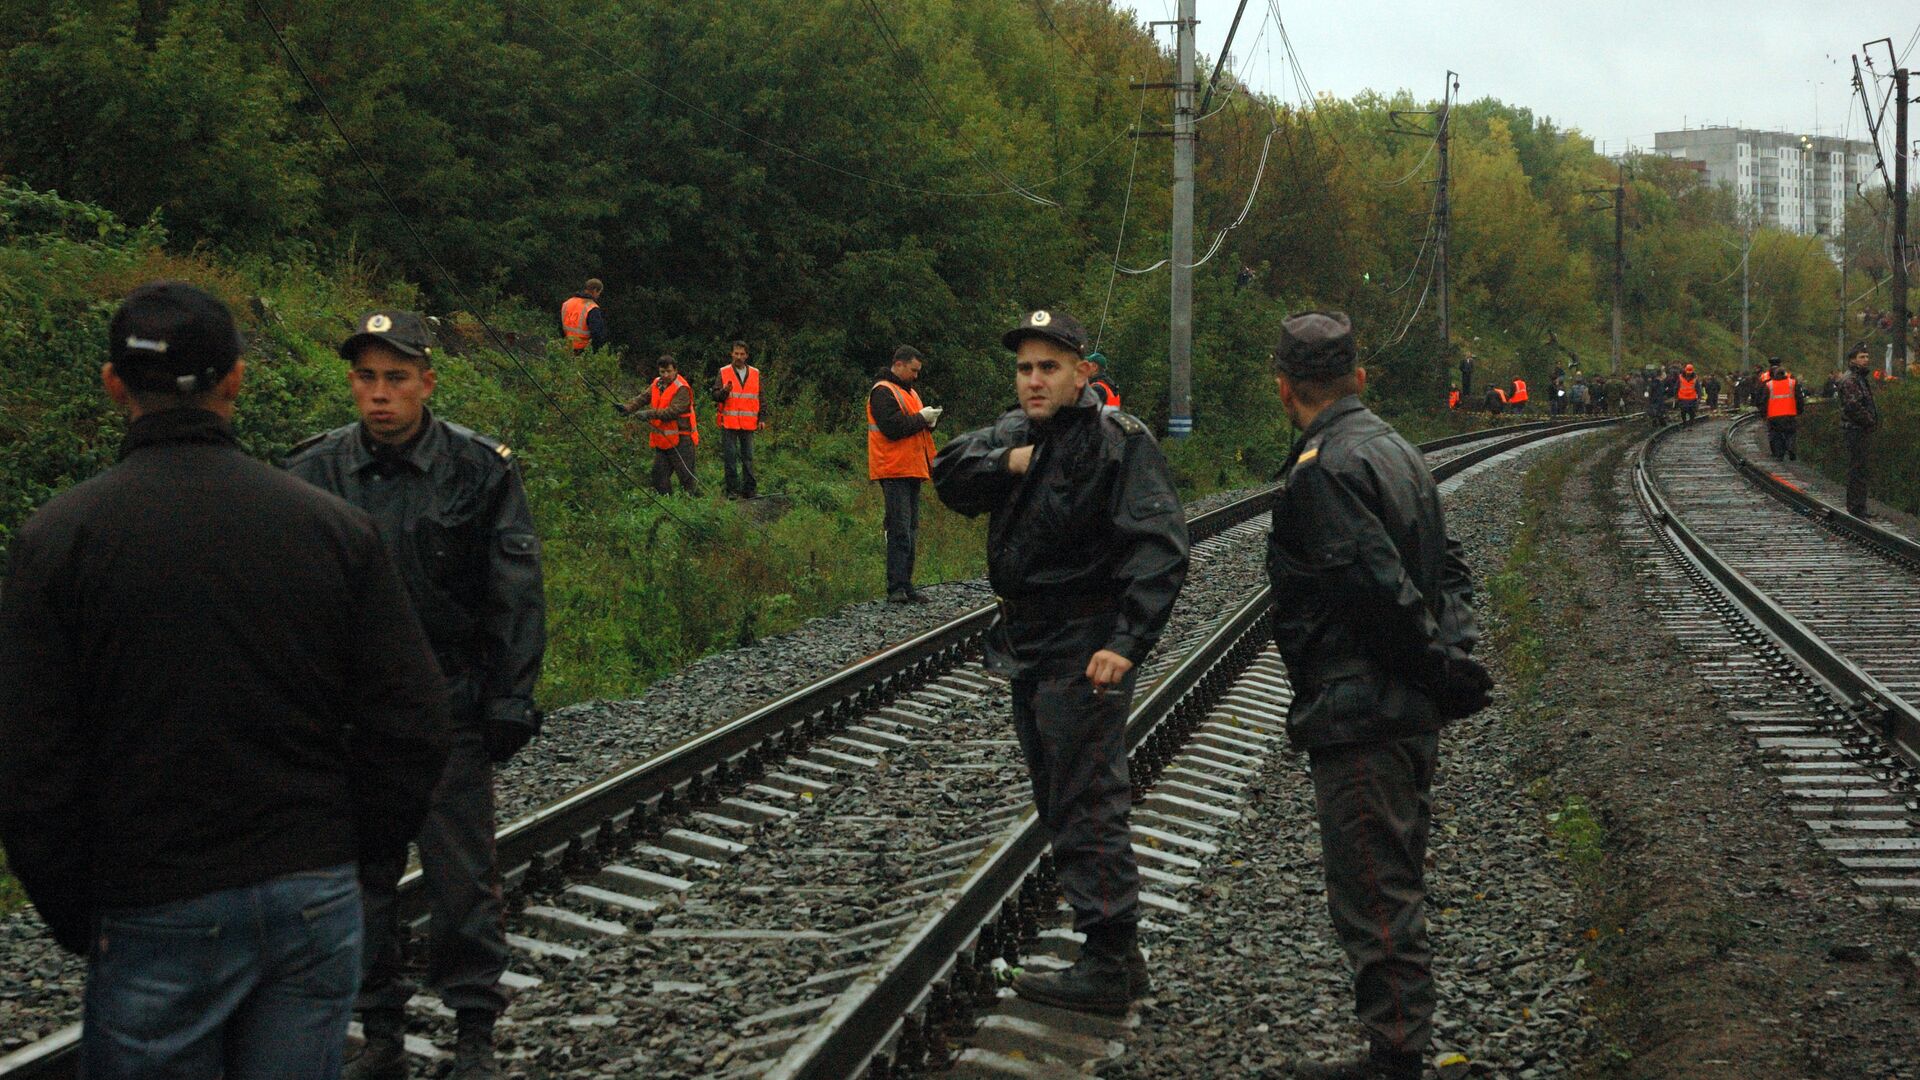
[1799,377,1920,517]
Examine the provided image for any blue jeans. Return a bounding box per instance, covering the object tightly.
[83,864,363,1080]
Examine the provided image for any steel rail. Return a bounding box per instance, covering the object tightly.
[0,416,1612,1080]
[1636,421,1920,764]
[1719,411,1920,568]
[762,416,1620,1080]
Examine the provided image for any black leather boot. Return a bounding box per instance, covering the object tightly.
[449,1010,501,1080]
[344,1009,407,1080]
[1013,923,1139,1016]
[1126,942,1152,997]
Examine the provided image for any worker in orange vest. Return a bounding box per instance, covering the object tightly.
[560,278,608,353]
[1762,358,1806,461]
[1086,351,1122,408]
[1483,385,1507,415]
[869,345,941,603]
[711,340,760,499]
[615,354,700,494]
[1507,377,1529,412]
[1674,363,1701,425]
[1447,386,1461,410]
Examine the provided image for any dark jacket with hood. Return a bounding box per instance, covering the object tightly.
[931,386,1189,676]
[1266,396,1481,749]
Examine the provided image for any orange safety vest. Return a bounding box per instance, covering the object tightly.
[1765,375,1799,418]
[649,375,699,448]
[1509,379,1529,404]
[1676,375,1698,401]
[718,365,761,431]
[867,380,934,481]
[1093,378,1121,409]
[1447,389,1461,409]
[561,296,598,352]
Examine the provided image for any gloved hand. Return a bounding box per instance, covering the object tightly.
[485,709,541,763]
[611,401,629,416]
[1430,655,1493,719]
[919,405,944,428]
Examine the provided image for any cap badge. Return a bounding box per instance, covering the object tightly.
[367,314,393,333]
[1030,310,1051,327]
[124,335,168,354]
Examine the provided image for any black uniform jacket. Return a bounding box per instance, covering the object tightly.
[932,387,1189,676]
[287,410,545,731]
[1267,397,1480,749]
[0,409,451,953]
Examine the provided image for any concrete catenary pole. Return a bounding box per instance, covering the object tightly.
[1167,0,1196,438]
[1612,162,1625,373]
[1435,73,1452,373]
[1894,67,1910,370]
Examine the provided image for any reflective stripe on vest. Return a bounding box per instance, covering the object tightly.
[1509,379,1529,403]
[561,296,597,351]
[1766,375,1799,418]
[719,366,761,430]
[1676,375,1698,400]
[867,381,934,481]
[649,375,699,448]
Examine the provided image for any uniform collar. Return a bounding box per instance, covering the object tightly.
[1298,394,1367,441]
[352,409,443,473]
[120,408,241,459]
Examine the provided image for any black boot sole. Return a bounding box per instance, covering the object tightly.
[1012,978,1132,1017]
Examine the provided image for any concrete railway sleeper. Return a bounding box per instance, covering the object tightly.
[1633,416,1920,913]
[0,418,1616,1079]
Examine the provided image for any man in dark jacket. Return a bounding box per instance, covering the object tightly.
[288,311,546,1080]
[0,282,450,1079]
[1839,342,1880,516]
[1264,311,1491,1080]
[933,308,1189,1016]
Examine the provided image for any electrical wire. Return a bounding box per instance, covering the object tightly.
[250,0,728,541]
[1096,87,1152,350]
[858,0,1058,207]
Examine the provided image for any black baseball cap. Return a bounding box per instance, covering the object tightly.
[108,281,244,393]
[1848,341,1870,359]
[1273,310,1357,378]
[339,310,434,361]
[1003,309,1088,355]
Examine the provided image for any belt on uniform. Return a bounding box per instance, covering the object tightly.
[996,593,1121,624]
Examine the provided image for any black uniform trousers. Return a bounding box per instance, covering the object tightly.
[1767,417,1798,460]
[880,478,921,595]
[1845,426,1871,514]
[1308,732,1440,1058]
[1678,401,1697,424]
[358,729,509,1015]
[1011,669,1141,932]
[651,442,699,495]
[720,429,757,497]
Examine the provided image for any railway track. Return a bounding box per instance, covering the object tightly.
[1632,413,1920,912]
[0,416,1615,1079]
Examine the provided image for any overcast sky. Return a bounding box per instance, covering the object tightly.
[1112,1,1919,157]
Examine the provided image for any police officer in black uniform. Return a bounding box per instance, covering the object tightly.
[1265,312,1491,1080]
[288,312,546,1080]
[1838,341,1879,516]
[933,308,1189,1016]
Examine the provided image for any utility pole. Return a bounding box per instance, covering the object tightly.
[1612,162,1625,373]
[1389,70,1458,386]
[1742,216,1752,370]
[1895,66,1910,370]
[1168,0,1196,438]
[1581,164,1627,372]
[1435,72,1454,368]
